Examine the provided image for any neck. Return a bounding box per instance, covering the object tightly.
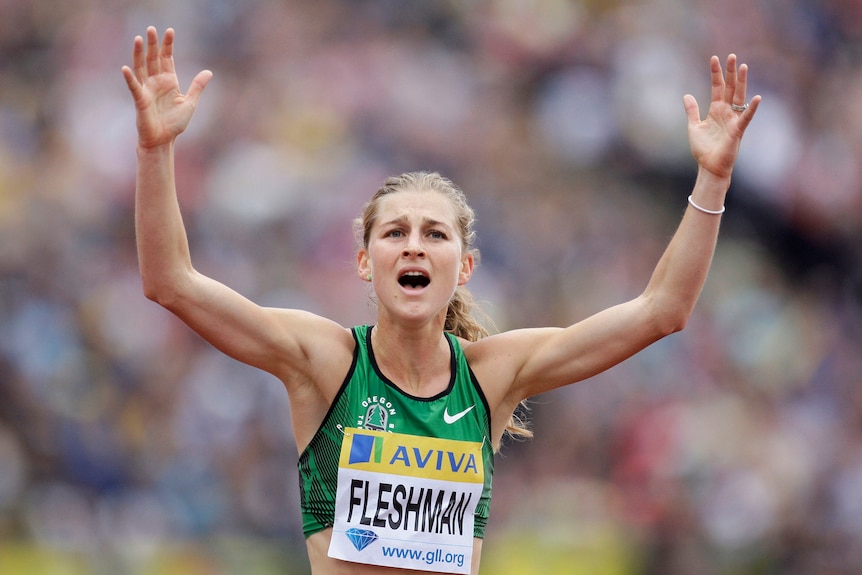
[371,318,451,397]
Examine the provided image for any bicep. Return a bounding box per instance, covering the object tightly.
[510,295,670,399]
[158,269,350,381]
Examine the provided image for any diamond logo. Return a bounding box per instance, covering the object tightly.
[345,528,379,551]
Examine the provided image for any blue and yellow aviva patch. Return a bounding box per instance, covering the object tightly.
[343,428,483,483]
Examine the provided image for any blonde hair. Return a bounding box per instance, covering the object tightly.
[355,171,531,441]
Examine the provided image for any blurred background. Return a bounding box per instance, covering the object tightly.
[1,0,861,573]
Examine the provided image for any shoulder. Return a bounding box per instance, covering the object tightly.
[266,309,357,386]
[462,327,564,364]
[295,311,357,363]
[460,327,563,401]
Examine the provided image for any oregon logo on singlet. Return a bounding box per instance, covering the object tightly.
[356,395,397,432]
[328,428,483,574]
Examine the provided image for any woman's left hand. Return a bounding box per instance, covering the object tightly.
[684,54,761,180]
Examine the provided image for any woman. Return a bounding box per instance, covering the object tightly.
[122,26,759,575]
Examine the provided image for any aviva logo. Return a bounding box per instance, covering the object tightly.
[350,433,384,464]
[342,428,484,484]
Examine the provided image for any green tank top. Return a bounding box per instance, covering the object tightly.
[298,325,494,539]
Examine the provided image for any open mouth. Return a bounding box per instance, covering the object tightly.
[398,270,430,289]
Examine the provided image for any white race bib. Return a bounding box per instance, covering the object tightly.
[328,428,484,574]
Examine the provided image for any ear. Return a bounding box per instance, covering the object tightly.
[357,249,372,282]
[457,252,474,286]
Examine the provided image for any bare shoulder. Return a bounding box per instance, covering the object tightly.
[460,327,563,404]
[264,308,357,391]
[462,327,564,367]
[269,308,356,355]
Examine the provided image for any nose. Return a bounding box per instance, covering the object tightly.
[403,232,425,258]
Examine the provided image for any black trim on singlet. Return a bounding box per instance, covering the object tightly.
[298,327,359,456]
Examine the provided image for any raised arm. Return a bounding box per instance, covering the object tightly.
[121,27,211,308]
[121,28,352,386]
[478,54,761,405]
[640,53,761,334]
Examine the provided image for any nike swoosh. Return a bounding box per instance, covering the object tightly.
[443,405,475,424]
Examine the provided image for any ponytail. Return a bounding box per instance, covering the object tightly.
[445,286,488,342]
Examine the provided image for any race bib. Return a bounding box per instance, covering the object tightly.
[328,428,484,574]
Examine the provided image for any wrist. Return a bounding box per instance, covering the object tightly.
[695,165,732,188]
[136,141,174,157]
[688,195,725,215]
[689,168,731,214]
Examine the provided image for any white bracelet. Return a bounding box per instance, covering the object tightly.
[688,195,725,215]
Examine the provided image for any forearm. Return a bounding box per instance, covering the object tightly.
[643,167,730,332]
[135,142,194,302]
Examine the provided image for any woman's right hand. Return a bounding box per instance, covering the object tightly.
[121,27,212,149]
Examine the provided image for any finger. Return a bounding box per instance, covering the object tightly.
[734,94,762,132]
[724,54,738,104]
[186,70,213,105]
[709,55,724,106]
[132,34,146,81]
[735,63,749,108]
[146,26,160,77]
[121,65,143,101]
[160,27,176,75]
[683,94,701,125]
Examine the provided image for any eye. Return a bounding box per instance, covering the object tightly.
[428,230,447,240]
[385,229,404,238]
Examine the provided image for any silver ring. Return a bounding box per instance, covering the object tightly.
[731,103,748,112]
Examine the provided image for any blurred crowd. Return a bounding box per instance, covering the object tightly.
[1,0,861,573]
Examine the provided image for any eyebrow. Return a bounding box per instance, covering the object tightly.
[381,216,453,230]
